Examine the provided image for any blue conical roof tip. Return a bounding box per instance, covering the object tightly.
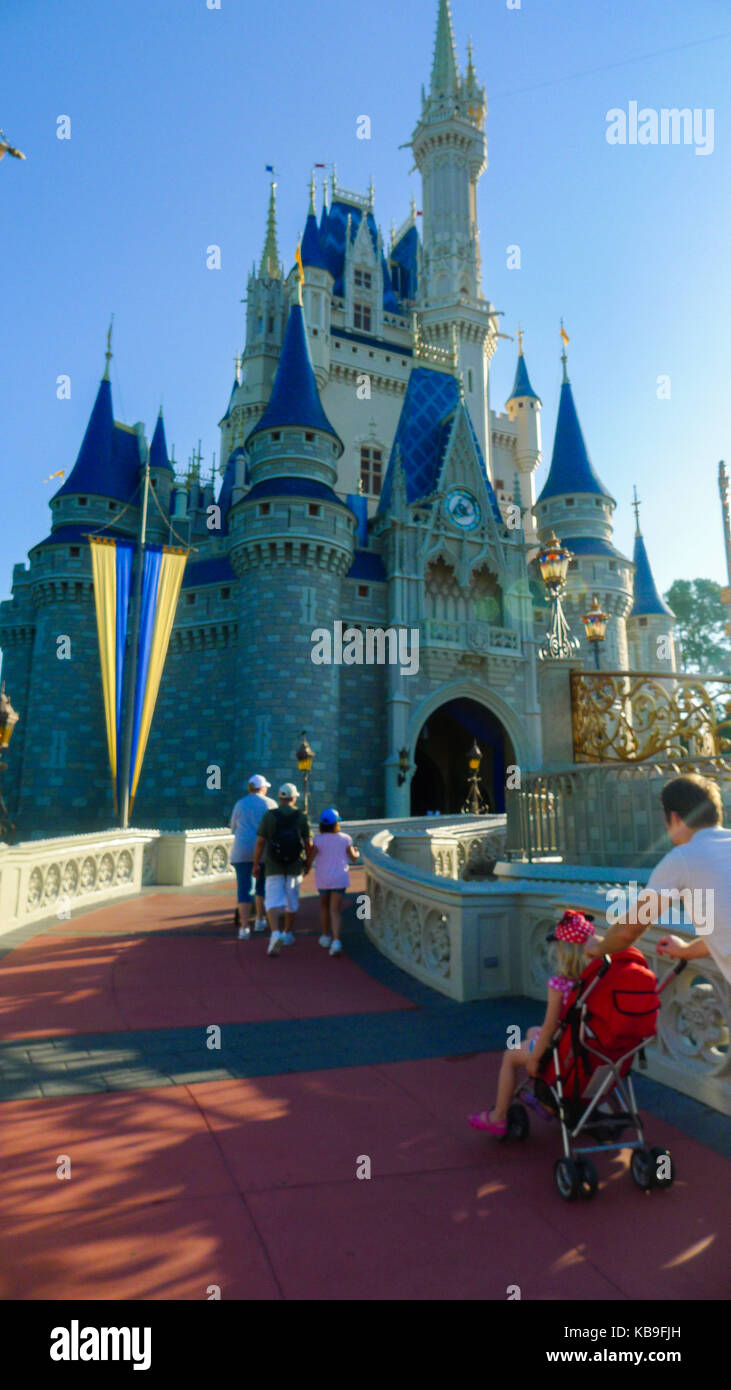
[508,350,540,404]
[54,376,143,504]
[630,531,674,617]
[245,302,341,447]
[149,411,173,472]
[537,378,613,503]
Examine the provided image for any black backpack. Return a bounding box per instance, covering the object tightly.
[269,808,304,867]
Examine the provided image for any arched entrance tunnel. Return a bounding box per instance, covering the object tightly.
[410,697,514,816]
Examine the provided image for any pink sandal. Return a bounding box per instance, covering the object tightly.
[468,1110,507,1137]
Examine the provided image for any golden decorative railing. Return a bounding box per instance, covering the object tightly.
[571,671,731,763]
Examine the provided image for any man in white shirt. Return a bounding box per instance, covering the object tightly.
[591,774,731,982]
[230,775,277,939]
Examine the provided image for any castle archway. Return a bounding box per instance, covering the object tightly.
[409,695,516,816]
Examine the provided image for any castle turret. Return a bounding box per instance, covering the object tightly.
[228,293,356,803]
[505,330,542,540]
[626,489,676,671]
[534,336,633,669]
[411,0,495,465]
[221,184,288,460]
[146,408,174,537]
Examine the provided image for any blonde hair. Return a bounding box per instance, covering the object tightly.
[553,938,588,980]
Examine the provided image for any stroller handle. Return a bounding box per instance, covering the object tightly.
[657,958,688,994]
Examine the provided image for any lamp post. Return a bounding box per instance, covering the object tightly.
[296,731,314,814]
[0,683,20,842]
[537,531,580,660]
[581,593,611,670]
[461,739,489,815]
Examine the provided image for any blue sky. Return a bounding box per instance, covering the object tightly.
[1,0,730,599]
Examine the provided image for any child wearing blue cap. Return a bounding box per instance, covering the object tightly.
[312,808,360,956]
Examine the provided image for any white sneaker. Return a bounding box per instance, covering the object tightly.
[267,931,282,956]
[238,925,252,940]
[318,934,332,948]
[254,918,268,933]
[329,939,342,956]
[281,931,295,946]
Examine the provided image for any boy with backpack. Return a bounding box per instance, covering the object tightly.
[252,783,313,956]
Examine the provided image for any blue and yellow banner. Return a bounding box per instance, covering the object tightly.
[129,547,187,811]
[90,537,187,817]
[89,537,133,810]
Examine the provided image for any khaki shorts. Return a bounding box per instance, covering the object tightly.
[265,874,302,913]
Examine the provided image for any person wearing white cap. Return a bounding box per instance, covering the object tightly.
[252,783,313,955]
[229,776,277,938]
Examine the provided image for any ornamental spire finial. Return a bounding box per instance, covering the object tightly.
[430,0,459,97]
[560,318,570,383]
[260,181,281,280]
[632,484,642,537]
[103,314,114,381]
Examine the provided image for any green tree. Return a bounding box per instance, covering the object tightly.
[665,578,731,673]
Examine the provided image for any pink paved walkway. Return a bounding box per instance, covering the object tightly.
[0,880,728,1300]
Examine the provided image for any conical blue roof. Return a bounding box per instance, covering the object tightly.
[301,211,328,271]
[508,351,540,403]
[537,378,612,502]
[54,377,141,503]
[629,532,674,617]
[245,303,341,446]
[149,411,172,472]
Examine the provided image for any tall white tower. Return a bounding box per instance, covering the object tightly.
[410,1,497,465]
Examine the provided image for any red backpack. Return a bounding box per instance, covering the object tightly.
[540,948,660,1101]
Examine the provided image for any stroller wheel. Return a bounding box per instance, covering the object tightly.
[507,1102,530,1141]
[554,1157,580,1202]
[576,1158,598,1199]
[648,1146,674,1189]
[630,1146,654,1190]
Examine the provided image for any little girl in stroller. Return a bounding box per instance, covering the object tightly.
[468,909,595,1137]
[468,908,683,1200]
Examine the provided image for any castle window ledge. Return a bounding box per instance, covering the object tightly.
[421,618,522,657]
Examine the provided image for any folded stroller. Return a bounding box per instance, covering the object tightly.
[508,945,687,1201]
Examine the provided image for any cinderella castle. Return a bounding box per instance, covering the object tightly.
[0,0,680,837]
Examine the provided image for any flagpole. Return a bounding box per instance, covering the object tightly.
[119,448,151,829]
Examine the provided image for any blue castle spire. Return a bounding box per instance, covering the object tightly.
[629,494,673,617]
[149,409,173,472]
[508,336,540,403]
[245,301,341,447]
[538,370,612,502]
[54,375,141,504]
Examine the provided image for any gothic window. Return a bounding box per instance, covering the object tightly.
[360,445,383,496]
[467,368,474,393]
[354,269,372,290]
[354,303,372,331]
[425,560,464,623]
[267,315,274,334]
[257,316,263,333]
[69,547,80,557]
[310,291,321,326]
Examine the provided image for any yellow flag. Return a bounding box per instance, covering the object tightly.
[44,469,65,483]
[560,325,570,347]
[295,241,305,284]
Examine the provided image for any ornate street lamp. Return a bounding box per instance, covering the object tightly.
[581,593,611,670]
[296,731,314,814]
[461,739,489,815]
[0,683,19,842]
[537,531,580,660]
[397,747,411,786]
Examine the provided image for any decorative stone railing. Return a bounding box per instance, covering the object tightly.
[0,829,161,932]
[421,618,521,656]
[385,816,506,880]
[506,757,731,868]
[359,837,731,1116]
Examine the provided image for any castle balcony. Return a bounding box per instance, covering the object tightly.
[421,617,522,659]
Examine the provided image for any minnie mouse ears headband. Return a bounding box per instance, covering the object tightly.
[546,909,596,944]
